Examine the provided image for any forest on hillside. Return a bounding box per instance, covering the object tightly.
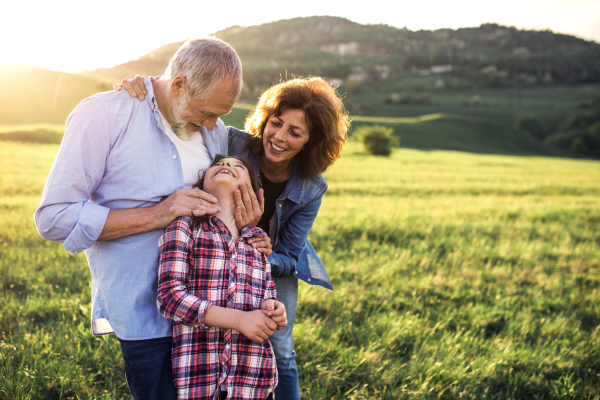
[88,16,600,97]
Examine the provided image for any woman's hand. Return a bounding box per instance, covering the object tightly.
[262,299,287,330]
[113,74,149,100]
[248,236,272,256]
[234,182,265,230]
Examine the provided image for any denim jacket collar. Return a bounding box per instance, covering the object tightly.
[246,151,326,206]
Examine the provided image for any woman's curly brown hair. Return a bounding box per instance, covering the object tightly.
[244,77,350,178]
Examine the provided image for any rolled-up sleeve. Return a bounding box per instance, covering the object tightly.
[157,218,213,329]
[34,97,112,255]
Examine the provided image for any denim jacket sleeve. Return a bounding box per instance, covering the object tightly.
[267,193,323,278]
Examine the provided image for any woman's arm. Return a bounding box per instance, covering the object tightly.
[268,194,323,278]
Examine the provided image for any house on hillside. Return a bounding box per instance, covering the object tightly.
[347,73,366,82]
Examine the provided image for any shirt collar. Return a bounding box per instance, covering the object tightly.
[207,215,267,239]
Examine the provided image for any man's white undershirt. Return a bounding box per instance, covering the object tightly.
[158,110,212,189]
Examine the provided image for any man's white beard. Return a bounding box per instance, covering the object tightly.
[172,97,197,141]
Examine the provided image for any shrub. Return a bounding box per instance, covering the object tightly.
[515,115,548,140]
[355,125,399,156]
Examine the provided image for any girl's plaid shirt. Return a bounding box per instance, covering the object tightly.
[158,215,277,400]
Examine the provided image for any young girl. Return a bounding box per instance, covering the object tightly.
[158,155,287,400]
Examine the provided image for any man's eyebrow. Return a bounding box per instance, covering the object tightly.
[200,110,218,117]
[193,104,218,117]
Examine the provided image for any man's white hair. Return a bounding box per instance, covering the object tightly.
[164,37,242,102]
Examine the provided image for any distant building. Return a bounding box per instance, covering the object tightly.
[347,73,366,82]
[319,42,361,55]
[418,65,453,76]
[431,65,453,74]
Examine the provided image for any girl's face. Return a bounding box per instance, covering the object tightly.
[262,108,310,167]
[203,157,252,193]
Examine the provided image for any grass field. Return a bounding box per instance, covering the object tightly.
[1,136,599,399]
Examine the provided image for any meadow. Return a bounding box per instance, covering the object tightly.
[1,130,599,399]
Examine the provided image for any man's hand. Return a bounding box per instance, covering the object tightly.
[113,74,148,100]
[235,309,277,343]
[151,188,220,229]
[247,236,272,256]
[262,299,287,331]
[234,182,264,230]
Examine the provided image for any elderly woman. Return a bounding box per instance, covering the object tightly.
[117,76,350,400]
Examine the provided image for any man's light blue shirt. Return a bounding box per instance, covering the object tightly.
[35,78,228,340]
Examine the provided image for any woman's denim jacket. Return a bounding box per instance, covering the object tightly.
[227,127,333,290]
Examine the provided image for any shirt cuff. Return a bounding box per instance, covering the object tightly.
[63,202,110,255]
[197,300,213,330]
[267,252,295,277]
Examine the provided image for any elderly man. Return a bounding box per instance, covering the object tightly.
[35,37,268,399]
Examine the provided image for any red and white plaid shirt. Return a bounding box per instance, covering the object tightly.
[158,216,277,400]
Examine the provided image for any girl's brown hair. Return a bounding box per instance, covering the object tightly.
[244,77,350,178]
[191,154,260,227]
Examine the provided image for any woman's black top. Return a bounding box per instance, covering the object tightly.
[257,170,288,236]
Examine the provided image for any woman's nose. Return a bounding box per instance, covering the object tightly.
[273,127,284,141]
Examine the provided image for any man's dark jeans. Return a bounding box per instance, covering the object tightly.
[119,336,177,400]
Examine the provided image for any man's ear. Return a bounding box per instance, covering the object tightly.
[170,75,187,98]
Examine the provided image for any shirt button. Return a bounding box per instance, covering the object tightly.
[278,204,282,207]
[295,270,298,274]
[157,123,160,128]
[173,155,177,160]
[225,344,230,350]
[307,278,311,282]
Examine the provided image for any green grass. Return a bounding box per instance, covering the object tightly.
[1,139,599,399]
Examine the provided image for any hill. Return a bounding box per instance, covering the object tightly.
[1,16,598,157]
[0,62,112,125]
[85,16,600,96]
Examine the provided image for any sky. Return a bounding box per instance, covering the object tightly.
[1,0,599,73]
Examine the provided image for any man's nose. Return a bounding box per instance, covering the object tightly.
[204,116,219,131]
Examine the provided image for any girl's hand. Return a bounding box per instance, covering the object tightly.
[236,309,277,343]
[113,74,149,100]
[248,236,272,256]
[262,299,287,330]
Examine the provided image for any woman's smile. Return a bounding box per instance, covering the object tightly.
[269,142,287,152]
